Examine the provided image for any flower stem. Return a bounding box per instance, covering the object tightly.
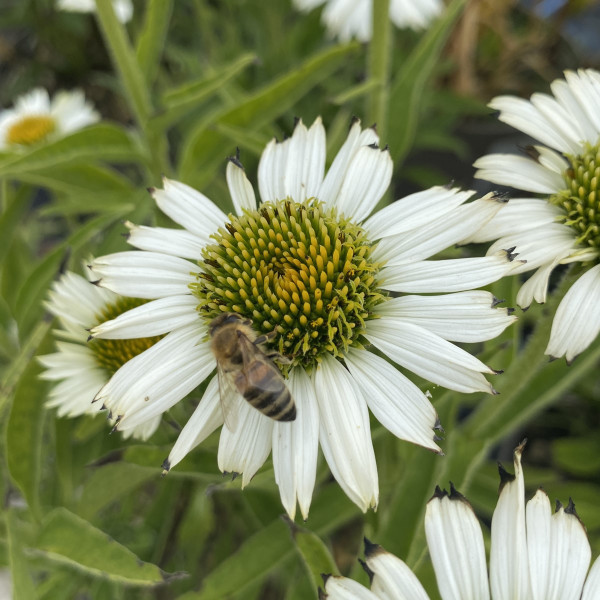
[367,0,391,140]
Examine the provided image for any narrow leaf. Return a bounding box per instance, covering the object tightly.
[6,510,38,600]
[136,0,174,84]
[34,508,180,587]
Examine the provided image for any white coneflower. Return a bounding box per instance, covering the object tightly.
[322,442,599,600]
[38,270,161,441]
[293,0,444,42]
[0,88,99,150]
[88,116,518,519]
[474,69,600,362]
[56,0,133,23]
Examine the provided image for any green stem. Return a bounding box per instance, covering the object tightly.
[367,0,391,140]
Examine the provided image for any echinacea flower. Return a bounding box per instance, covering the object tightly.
[0,88,99,150]
[56,0,133,23]
[293,0,444,42]
[474,69,600,362]
[322,442,600,600]
[88,116,518,519]
[38,270,161,441]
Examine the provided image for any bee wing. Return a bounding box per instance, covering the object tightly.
[217,365,241,433]
[238,335,286,392]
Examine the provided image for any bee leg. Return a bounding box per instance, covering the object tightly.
[254,329,277,345]
[265,351,292,365]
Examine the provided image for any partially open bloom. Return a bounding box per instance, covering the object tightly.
[56,0,133,23]
[474,69,600,361]
[89,117,517,518]
[293,0,444,41]
[38,270,161,441]
[322,442,599,600]
[0,88,99,151]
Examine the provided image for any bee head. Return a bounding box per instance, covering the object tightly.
[208,312,250,336]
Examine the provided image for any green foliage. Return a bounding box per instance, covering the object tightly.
[0,1,599,598]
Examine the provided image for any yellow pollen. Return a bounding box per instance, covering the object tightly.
[7,115,56,146]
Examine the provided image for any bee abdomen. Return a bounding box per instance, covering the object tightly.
[245,385,296,421]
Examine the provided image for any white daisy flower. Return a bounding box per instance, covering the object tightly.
[473,68,600,362]
[88,117,519,519]
[322,442,599,600]
[293,0,444,42]
[56,0,133,23]
[0,88,99,151]
[38,270,161,441]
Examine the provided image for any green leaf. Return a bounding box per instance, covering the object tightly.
[179,42,359,187]
[77,463,160,520]
[286,518,339,593]
[136,0,174,85]
[34,508,180,587]
[5,337,49,519]
[95,0,152,127]
[6,510,38,600]
[14,211,130,336]
[387,0,467,163]
[553,435,600,477]
[0,187,30,266]
[0,124,144,177]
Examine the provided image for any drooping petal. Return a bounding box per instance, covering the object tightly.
[515,259,562,308]
[525,490,553,600]
[272,368,320,520]
[582,555,600,600]
[344,348,440,452]
[545,264,600,361]
[90,295,199,339]
[425,488,490,600]
[164,376,223,471]
[324,575,380,600]
[217,397,274,487]
[314,354,378,512]
[365,542,431,600]
[366,318,496,394]
[490,443,531,600]
[374,291,516,343]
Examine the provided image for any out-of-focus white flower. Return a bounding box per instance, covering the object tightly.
[474,69,600,362]
[323,442,599,600]
[88,116,517,519]
[38,270,161,441]
[294,0,444,41]
[56,0,133,23]
[0,88,99,150]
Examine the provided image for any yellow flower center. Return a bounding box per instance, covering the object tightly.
[7,115,56,146]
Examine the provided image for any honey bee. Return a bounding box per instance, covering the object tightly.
[209,313,296,430]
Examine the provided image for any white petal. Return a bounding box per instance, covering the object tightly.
[490,444,531,600]
[467,197,563,244]
[366,544,430,600]
[425,489,490,600]
[380,252,520,294]
[474,153,566,194]
[165,376,223,471]
[526,490,553,600]
[152,178,227,241]
[546,264,600,361]
[314,354,378,511]
[373,193,506,263]
[324,575,380,600]
[89,251,199,299]
[334,145,393,223]
[124,415,161,441]
[582,556,600,600]
[217,397,274,487]
[90,295,199,339]
[125,221,206,260]
[374,291,516,342]
[344,348,440,452]
[515,259,561,308]
[272,368,319,520]
[226,158,257,215]
[545,503,591,600]
[366,318,496,394]
[364,186,474,240]
[319,119,379,208]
